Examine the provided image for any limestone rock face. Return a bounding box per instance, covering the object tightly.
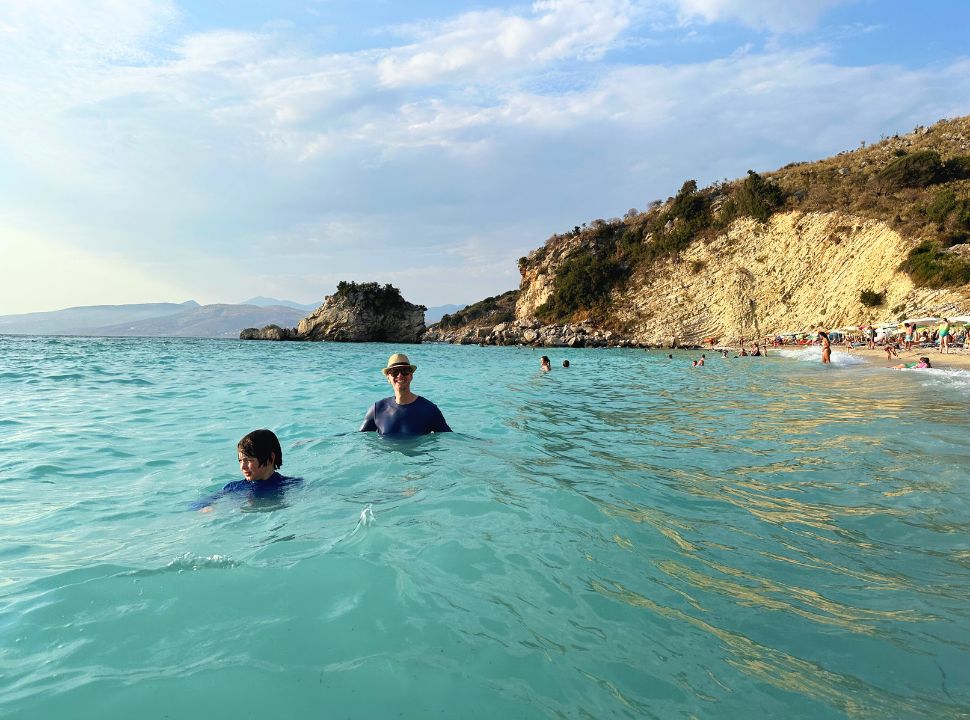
[612,211,970,346]
[297,282,426,343]
[511,210,970,347]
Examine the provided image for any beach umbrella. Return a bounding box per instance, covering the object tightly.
[947,315,970,324]
[904,317,941,325]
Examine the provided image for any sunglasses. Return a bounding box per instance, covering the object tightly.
[387,368,412,378]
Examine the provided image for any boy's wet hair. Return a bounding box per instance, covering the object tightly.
[237,429,283,469]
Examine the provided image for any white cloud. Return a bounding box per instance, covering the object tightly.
[670,0,856,33]
[377,0,635,87]
[0,0,178,66]
[1,1,969,310]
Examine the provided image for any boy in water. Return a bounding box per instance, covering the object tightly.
[192,429,300,512]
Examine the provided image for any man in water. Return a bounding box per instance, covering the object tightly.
[360,353,452,436]
[562,359,570,368]
[540,356,551,372]
[193,429,300,512]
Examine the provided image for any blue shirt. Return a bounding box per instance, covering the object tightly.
[190,472,301,510]
[359,396,452,436]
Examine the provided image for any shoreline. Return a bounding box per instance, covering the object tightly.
[789,345,970,371]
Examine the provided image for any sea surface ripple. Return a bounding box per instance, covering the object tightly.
[1,336,968,719]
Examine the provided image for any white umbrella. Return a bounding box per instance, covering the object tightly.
[904,317,941,325]
[947,315,970,324]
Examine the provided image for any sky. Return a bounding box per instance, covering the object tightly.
[1,0,969,314]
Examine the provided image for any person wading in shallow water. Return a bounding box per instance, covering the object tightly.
[360,353,452,436]
[817,330,832,364]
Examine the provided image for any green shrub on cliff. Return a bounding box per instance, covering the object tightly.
[927,189,959,223]
[721,170,786,223]
[899,241,970,288]
[877,150,947,189]
[334,281,424,313]
[436,290,518,329]
[536,252,622,321]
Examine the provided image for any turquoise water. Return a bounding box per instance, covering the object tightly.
[2,336,969,719]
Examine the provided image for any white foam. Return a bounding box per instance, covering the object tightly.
[909,367,970,392]
[775,347,868,366]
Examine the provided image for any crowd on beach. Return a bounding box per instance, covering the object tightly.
[764,318,967,355]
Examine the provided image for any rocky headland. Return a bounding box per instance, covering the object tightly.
[427,115,970,348]
[240,281,426,343]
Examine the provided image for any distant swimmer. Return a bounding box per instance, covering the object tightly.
[817,331,831,364]
[540,356,551,372]
[192,429,300,512]
[360,353,452,436]
[562,359,570,368]
[697,355,705,366]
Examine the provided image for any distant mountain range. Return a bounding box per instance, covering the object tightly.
[0,301,302,338]
[240,296,320,312]
[0,299,466,337]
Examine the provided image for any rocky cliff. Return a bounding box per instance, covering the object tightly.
[429,115,970,347]
[523,211,970,346]
[241,282,426,343]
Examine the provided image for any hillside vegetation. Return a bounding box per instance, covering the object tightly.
[523,117,970,327]
[426,116,970,345]
[435,290,519,330]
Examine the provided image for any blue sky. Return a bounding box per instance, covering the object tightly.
[1,0,969,313]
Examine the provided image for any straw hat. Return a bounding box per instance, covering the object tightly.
[382,353,417,376]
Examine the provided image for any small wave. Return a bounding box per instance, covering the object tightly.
[95,377,154,387]
[29,463,66,479]
[130,553,242,575]
[775,348,868,366]
[908,367,970,391]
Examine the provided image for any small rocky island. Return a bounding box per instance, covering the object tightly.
[240,281,426,343]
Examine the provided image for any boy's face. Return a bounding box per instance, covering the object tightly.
[238,451,275,482]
